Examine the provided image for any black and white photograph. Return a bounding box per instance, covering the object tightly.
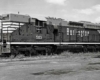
[0,0,100,80]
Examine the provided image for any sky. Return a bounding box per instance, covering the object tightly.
[0,0,100,22]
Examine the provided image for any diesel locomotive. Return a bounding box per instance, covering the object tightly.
[0,13,100,57]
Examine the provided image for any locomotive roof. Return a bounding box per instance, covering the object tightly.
[79,21,100,29]
[1,13,100,29]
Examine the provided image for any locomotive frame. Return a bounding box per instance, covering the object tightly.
[1,13,100,57]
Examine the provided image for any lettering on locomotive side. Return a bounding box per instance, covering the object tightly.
[36,35,42,39]
[66,28,89,37]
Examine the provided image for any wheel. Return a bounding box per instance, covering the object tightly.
[30,49,37,56]
[83,47,87,53]
[11,46,18,57]
[92,47,96,52]
[46,46,54,55]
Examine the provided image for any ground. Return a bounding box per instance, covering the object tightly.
[0,52,100,80]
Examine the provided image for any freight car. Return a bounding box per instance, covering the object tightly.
[0,13,100,57]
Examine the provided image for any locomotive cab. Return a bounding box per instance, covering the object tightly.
[35,19,54,42]
[35,19,45,40]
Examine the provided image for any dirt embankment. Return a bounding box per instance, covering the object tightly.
[0,52,100,80]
